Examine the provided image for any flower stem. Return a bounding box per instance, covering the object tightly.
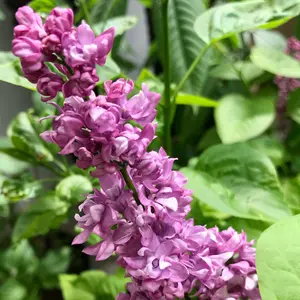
[120,166,143,209]
[172,43,210,103]
[162,0,172,155]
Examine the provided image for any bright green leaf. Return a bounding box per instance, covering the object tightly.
[215,94,275,144]
[209,61,264,82]
[56,175,93,204]
[94,16,138,36]
[29,0,56,13]
[176,93,219,107]
[0,279,26,300]
[139,0,152,7]
[39,247,71,289]
[181,143,291,222]
[282,176,300,213]
[60,270,129,300]
[0,52,36,90]
[251,47,300,77]
[194,0,300,44]
[12,193,69,243]
[7,112,53,162]
[257,214,300,300]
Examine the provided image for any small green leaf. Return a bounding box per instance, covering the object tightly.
[215,93,275,144]
[287,88,300,124]
[176,93,219,107]
[181,143,291,222]
[209,61,264,82]
[56,175,93,204]
[257,214,300,300]
[12,193,69,243]
[0,9,6,21]
[7,112,53,162]
[136,68,164,94]
[251,47,300,77]
[96,57,121,84]
[194,0,300,44]
[94,16,138,36]
[38,247,71,289]
[0,279,26,300]
[0,52,36,90]
[29,0,57,13]
[138,0,152,7]
[60,270,130,300]
[1,176,42,202]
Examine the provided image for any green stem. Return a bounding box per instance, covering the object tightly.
[120,167,143,209]
[172,43,210,103]
[81,0,92,25]
[162,0,172,155]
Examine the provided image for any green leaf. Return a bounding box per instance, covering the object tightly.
[0,52,36,90]
[1,175,42,202]
[38,247,71,289]
[287,88,300,124]
[96,57,121,84]
[209,61,264,82]
[94,16,138,36]
[29,0,57,13]
[176,93,219,107]
[246,135,287,167]
[181,143,291,222]
[251,47,300,77]
[245,30,286,51]
[7,112,53,162]
[153,0,209,94]
[197,127,221,150]
[12,193,69,243]
[60,270,129,300]
[0,279,26,300]
[282,176,300,213]
[138,0,152,7]
[0,240,38,277]
[226,217,269,241]
[194,0,300,44]
[256,214,300,300]
[56,175,93,204]
[136,68,164,94]
[215,94,275,144]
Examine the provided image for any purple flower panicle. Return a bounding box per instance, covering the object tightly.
[12,6,260,300]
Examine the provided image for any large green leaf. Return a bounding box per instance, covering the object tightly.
[7,112,53,162]
[181,143,291,222]
[94,16,138,36]
[153,0,209,94]
[0,52,36,90]
[12,193,69,243]
[251,47,300,77]
[60,270,129,300]
[215,94,275,144]
[194,0,300,44]
[209,61,264,82]
[0,279,27,300]
[56,175,93,204]
[282,176,300,213]
[257,214,300,300]
[38,247,71,289]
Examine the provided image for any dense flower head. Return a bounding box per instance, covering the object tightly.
[13,5,260,300]
[12,5,115,99]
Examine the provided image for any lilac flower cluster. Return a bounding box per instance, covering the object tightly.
[12,6,114,100]
[12,6,260,300]
[275,37,300,107]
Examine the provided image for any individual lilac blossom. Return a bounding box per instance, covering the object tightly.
[62,23,115,68]
[37,72,64,101]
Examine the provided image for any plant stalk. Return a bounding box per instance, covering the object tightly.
[120,167,144,209]
[162,0,172,155]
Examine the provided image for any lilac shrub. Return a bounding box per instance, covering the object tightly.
[12,6,260,300]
